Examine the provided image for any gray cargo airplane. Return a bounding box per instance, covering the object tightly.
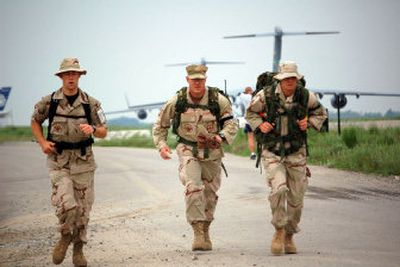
[107,27,400,129]
[106,93,165,120]
[223,26,400,133]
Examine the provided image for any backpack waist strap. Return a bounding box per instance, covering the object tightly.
[48,137,94,156]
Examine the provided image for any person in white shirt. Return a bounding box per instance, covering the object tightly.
[237,86,256,159]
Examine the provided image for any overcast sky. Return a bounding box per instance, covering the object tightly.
[1,0,400,125]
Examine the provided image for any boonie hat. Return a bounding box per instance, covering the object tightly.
[55,58,87,76]
[186,64,207,79]
[274,60,303,81]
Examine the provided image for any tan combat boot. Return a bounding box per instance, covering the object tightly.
[271,228,285,255]
[72,241,87,267]
[284,233,297,254]
[52,232,72,264]
[191,221,207,251]
[203,221,212,250]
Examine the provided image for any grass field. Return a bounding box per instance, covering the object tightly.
[1,124,399,176]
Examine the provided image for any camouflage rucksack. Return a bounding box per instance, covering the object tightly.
[254,71,306,97]
[253,71,309,167]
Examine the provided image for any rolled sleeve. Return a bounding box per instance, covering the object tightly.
[307,91,328,131]
[218,94,238,145]
[152,96,177,150]
[31,95,51,124]
[245,90,265,131]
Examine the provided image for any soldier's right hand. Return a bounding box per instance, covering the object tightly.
[159,146,172,160]
[40,140,56,155]
[258,121,274,133]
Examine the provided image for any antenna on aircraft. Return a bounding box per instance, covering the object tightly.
[224,26,339,72]
[165,57,245,67]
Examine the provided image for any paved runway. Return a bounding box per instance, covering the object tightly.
[1,142,399,266]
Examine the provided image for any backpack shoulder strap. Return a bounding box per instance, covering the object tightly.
[207,87,221,118]
[81,92,92,125]
[47,92,59,140]
[263,85,279,124]
[82,103,92,125]
[175,87,188,113]
[294,86,310,119]
[172,87,188,135]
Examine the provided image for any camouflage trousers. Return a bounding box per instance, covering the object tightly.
[177,150,222,224]
[262,147,308,234]
[49,170,95,243]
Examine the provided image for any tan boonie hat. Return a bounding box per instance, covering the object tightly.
[55,57,87,76]
[274,60,303,81]
[186,64,208,79]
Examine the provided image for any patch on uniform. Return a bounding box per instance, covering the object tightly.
[206,122,214,132]
[185,124,194,133]
[52,123,63,133]
[97,108,107,124]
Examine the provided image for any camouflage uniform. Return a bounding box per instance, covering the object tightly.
[153,88,238,224]
[32,88,106,243]
[246,77,327,235]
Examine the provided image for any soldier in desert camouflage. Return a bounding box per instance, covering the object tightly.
[246,61,327,255]
[153,64,238,251]
[31,58,107,266]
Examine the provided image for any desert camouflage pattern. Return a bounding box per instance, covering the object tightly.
[153,87,238,223]
[50,170,94,243]
[177,145,222,222]
[245,84,327,233]
[262,147,308,233]
[32,88,106,242]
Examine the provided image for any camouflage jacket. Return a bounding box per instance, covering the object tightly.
[245,84,327,136]
[152,87,238,161]
[32,88,107,174]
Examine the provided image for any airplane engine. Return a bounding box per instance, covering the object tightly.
[137,109,147,120]
[330,94,347,109]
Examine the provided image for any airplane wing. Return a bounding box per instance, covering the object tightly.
[165,61,244,67]
[105,90,166,120]
[106,102,166,115]
[309,89,400,112]
[165,57,245,67]
[224,31,340,39]
[311,89,400,98]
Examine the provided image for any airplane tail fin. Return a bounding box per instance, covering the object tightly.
[0,87,12,112]
[124,92,131,108]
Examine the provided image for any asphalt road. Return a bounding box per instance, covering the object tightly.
[0,142,399,267]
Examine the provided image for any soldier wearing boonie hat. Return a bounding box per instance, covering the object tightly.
[153,64,238,251]
[31,57,107,266]
[246,60,327,255]
[54,58,87,76]
[273,60,303,81]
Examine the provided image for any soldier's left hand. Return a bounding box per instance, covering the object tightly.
[297,117,308,131]
[79,124,95,135]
